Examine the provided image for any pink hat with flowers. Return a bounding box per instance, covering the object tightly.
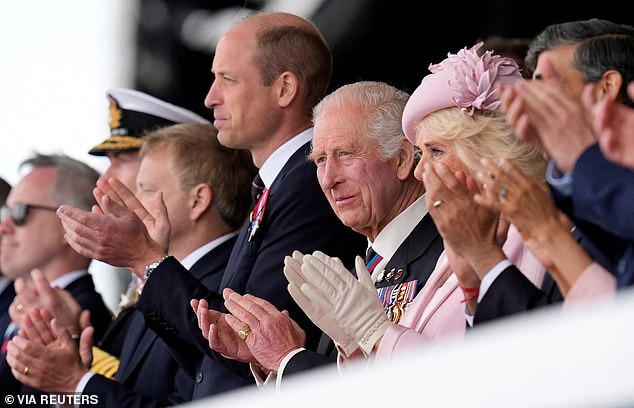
[402,42,521,144]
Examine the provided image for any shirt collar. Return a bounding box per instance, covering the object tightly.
[50,269,89,289]
[257,128,313,189]
[180,232,239,270]
[369,194,429,271]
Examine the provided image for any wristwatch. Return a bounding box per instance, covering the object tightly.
[143,255,169,282]
[138,255,169,295]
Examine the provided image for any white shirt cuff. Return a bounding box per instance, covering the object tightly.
[275,347,305,391]
[62,372,96,407]
[75,371,95,393]
[465,307,475,327]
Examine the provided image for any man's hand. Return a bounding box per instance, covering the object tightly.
[190,298,256,364]
[9,277,38,328]
[57,177,167,277]
[6,316,93,394]
[585,82,634,170]
[221,288,306,374]
[26,269,83,335]
[502,78,596,173]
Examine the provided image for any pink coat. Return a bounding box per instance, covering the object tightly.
[373,225,545,362]
[563,263,616,308]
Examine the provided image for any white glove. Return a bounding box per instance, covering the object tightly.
[283,251,357,356]
[298,251,390,355]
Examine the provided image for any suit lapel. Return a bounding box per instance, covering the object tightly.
[375,214,442,324]
[190,237,236,292]
[115,312,157,382]
[220,141,311,290]
[378,214,440,288]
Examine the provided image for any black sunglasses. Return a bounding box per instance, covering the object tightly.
[0,202,59,226]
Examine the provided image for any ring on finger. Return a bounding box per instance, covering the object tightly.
[238,328,252,340]
[497,186,508,201]
[16,303,24,313]
[432,199,443,208]
[23,366,29,375]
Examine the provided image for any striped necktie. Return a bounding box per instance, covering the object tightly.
[251,174,265,205]
[365,247,383,274]
[248,174,269,242]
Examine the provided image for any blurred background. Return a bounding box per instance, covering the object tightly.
[0,0,629,308]
[1,0,629,183]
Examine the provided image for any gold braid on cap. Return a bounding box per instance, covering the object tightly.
[92,136,143,152]
[108,97,122,130]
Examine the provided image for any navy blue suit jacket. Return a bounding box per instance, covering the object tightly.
[284,213,444,376]
[81,237,237,408]
[65,273,113,343]
[137,141,366,400]
[567,144,634,287]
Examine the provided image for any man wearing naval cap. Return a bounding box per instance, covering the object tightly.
[90,88,210,355]
[89,88,209,193]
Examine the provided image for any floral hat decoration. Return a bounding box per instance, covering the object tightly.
[402,42,521,144]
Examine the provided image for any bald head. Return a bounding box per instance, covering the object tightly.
[236,11,320,32]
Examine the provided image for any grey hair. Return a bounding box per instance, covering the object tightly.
[19,153,99,210]
[312,81,410,160]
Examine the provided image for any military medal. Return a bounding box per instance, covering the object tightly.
[248,188,269,242]
[377,279,418,324]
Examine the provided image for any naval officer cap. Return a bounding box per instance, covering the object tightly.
[89,88,210,156]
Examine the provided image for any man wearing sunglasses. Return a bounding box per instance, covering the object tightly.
[0,153,113,398]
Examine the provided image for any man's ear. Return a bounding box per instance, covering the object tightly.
[191,184,213,221]
[597,70,624,102]
[276,71,300,108]
[396,142,416,181]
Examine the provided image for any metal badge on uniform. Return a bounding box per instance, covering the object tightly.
[376,280,418,324]
[248,188,269,242]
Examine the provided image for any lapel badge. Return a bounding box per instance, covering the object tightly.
[385,267,396,282]
[393,268,404,281]
[247,188,270,242]
[376,269,385,283]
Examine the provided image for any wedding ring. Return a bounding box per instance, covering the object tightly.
[23,366,29,375]
[16,303,24,313]
[238,328,252,340]
[497,187,508,201]
[432,199,443,208]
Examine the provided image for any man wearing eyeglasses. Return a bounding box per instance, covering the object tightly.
[0,153,112,398]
